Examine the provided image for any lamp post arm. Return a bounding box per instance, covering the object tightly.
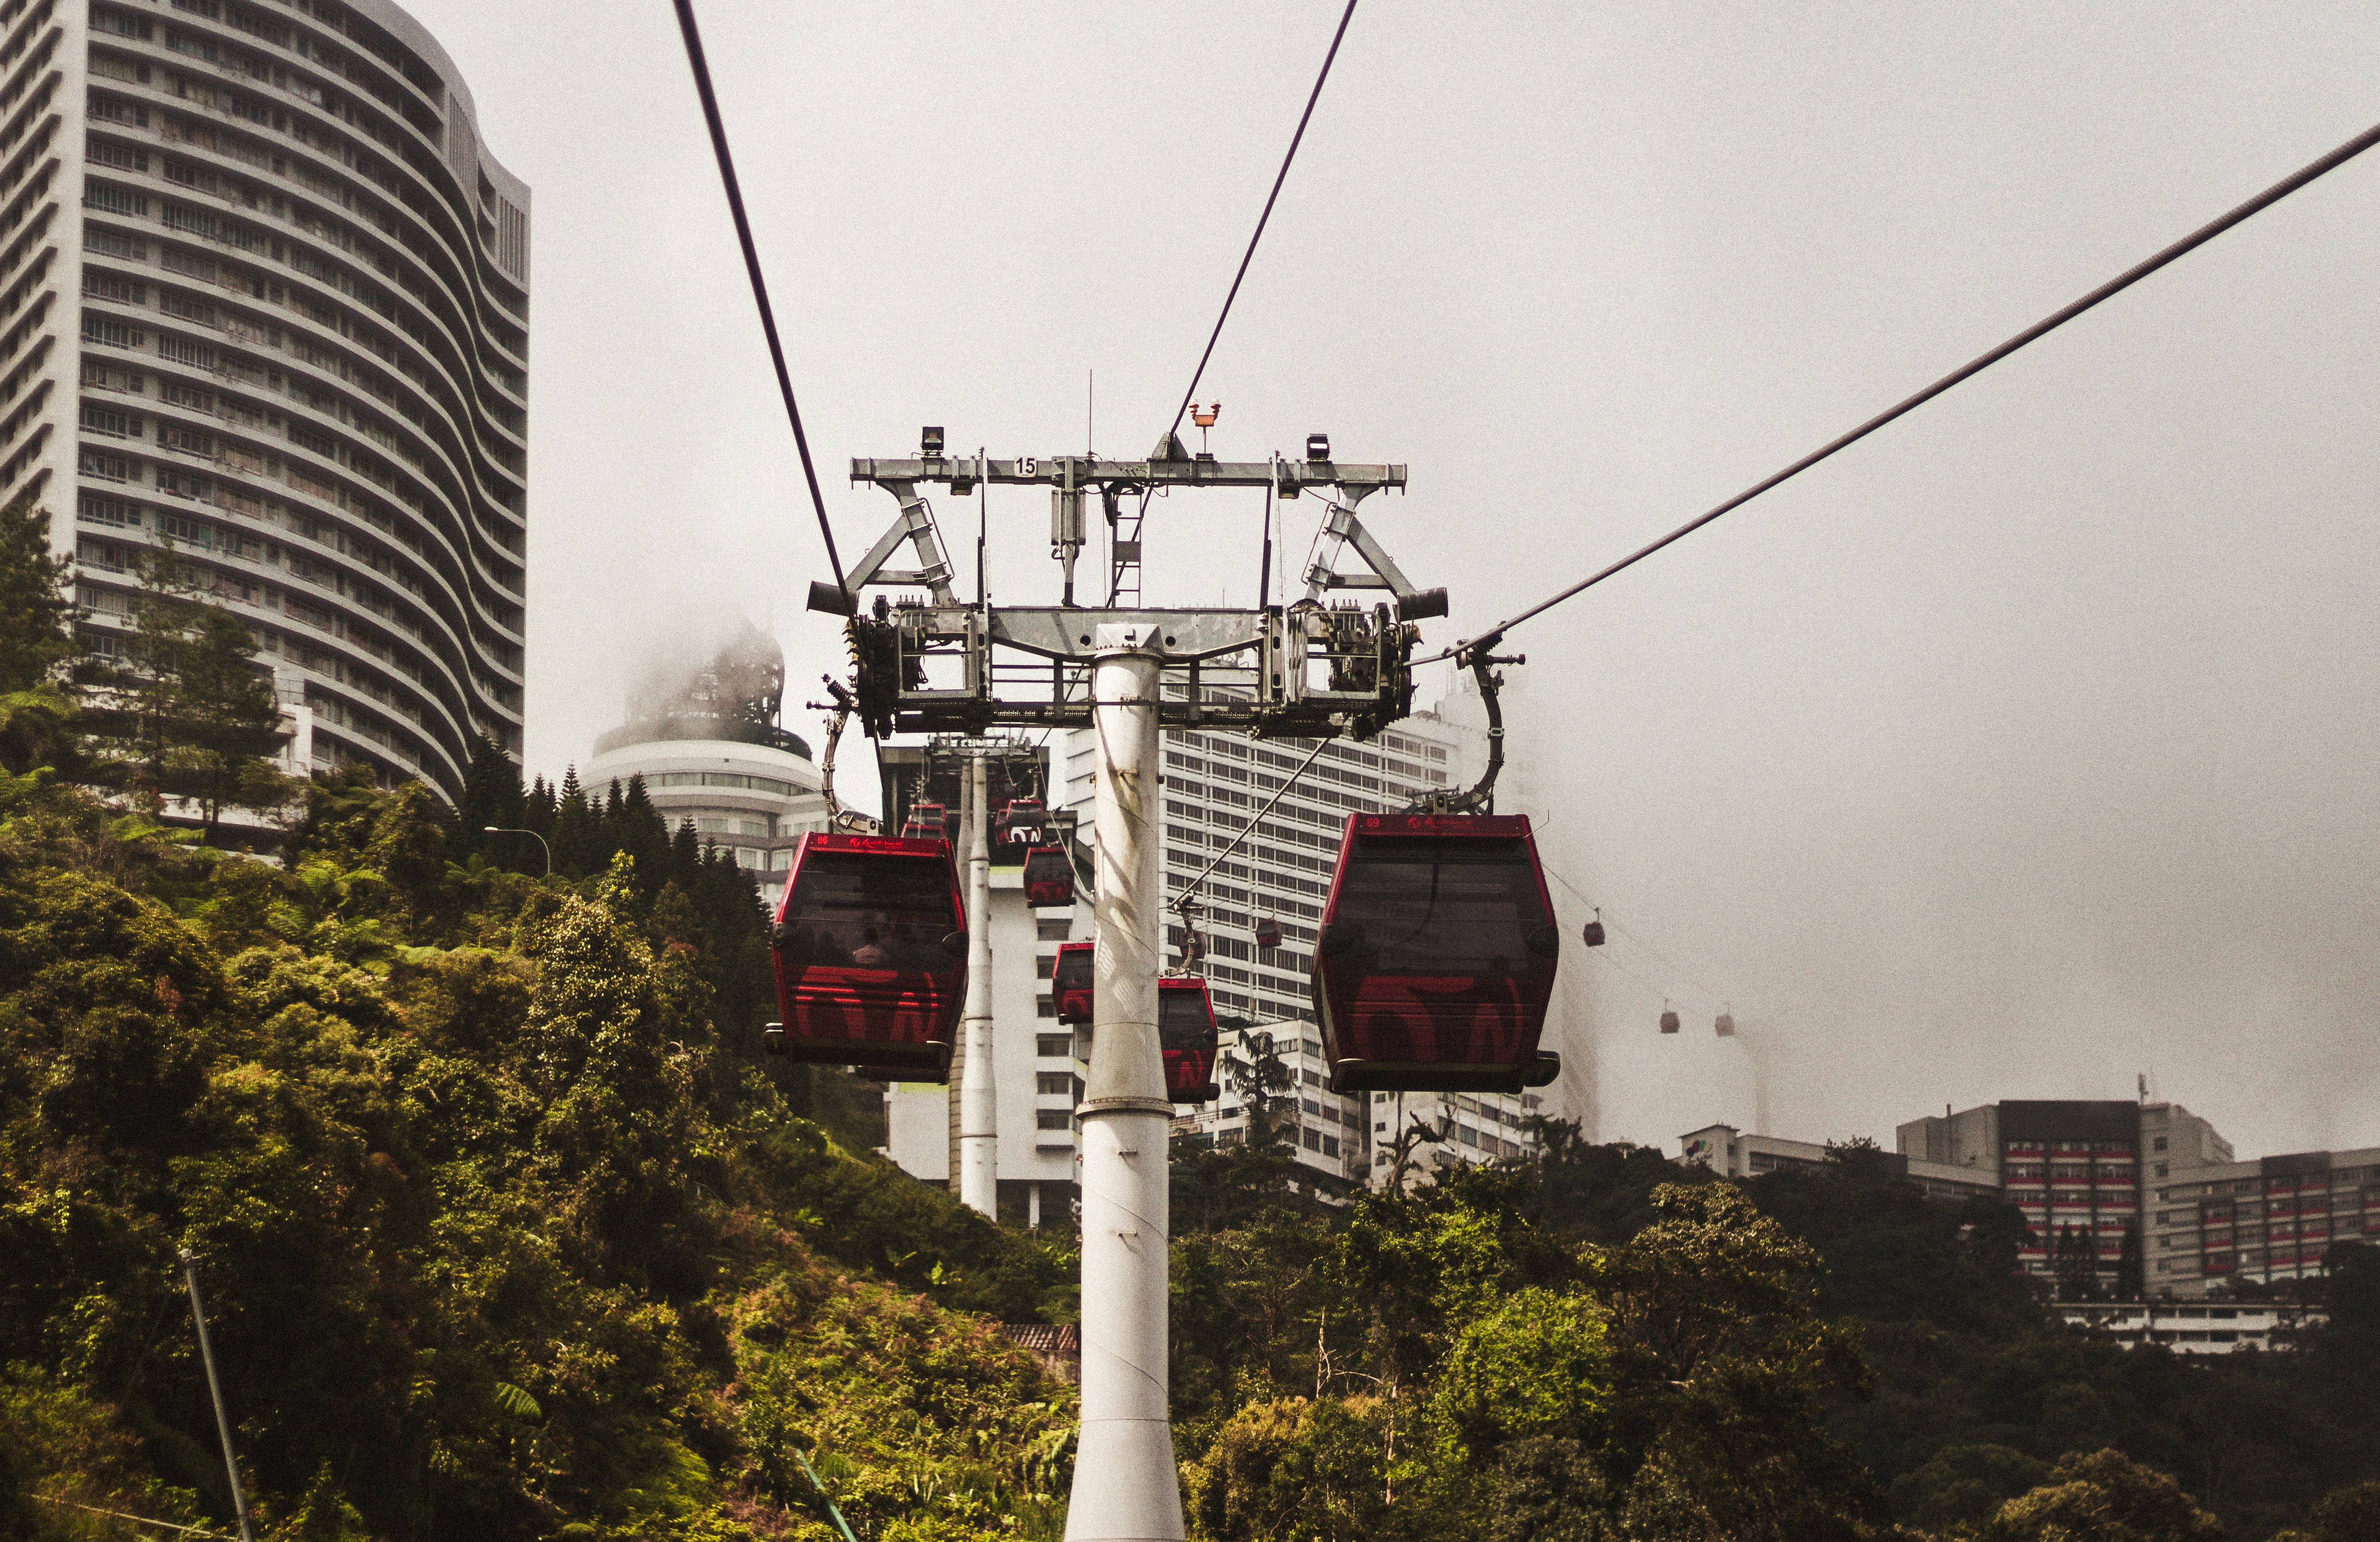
[481,826,552,878]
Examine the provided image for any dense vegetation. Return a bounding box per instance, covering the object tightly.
[6,498,2380,1538]
[0,769,1079,1540]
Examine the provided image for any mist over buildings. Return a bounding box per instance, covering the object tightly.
[413,0,2380,1161]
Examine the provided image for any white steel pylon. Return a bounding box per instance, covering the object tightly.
[1067,631,1184,1542]
[958,755,998,1217]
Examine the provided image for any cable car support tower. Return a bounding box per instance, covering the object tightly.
[812,432,1446,1542]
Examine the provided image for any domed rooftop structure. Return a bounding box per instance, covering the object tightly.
[586,622,827,902]
[594,621,813,760]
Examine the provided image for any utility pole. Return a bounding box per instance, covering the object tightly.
[179,1250,255,1542]
[818,429,1443,1542]
[1071,629,1181,1541]
[958,754,999,1217]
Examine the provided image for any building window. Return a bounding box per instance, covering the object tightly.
[2156,1164,2169,1178]
[84,183,147,217]
[2155,1137,2169,1152]
[1036,954,1055,980]
[1037,919,1073,941]
[79,405,138,439]
[1036,999,1056,1018]
[1036,1110,1071,1131]
[82,317,147,351]
[1036,1034,1071,1058]
[1036,1073,1072,1096]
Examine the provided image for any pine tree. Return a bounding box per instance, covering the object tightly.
[455,734,525,865]
[0,494,79,778]
[550,767,600,878]
[612,774,671,896]
[2117,1222,2145,1301]
[523,775,557,839]
[668,817,702,891]
[0,491,72,693]
[82,550,287,836]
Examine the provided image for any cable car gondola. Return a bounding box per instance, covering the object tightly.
[1659,1004,1680,1034]
[1582,909,1605,947]
[995,796,1050,852]
[1023,844,1076,908]
[900,801,950,843]
[765,832,967,1081]
[1714,1010,1735,1037]
[1052,940,1094,1025]
[1254,916,1283,950]
[1160,976,1221,1104]
[1311,813,1562,1094]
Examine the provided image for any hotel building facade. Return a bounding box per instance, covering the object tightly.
[21,0,530,797]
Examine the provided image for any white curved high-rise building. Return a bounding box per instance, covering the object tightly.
[17,0,529,796]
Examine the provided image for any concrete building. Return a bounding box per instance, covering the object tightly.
[1168,1024,1547,1195]
[2058,1300,2324,1353]
[1170,1022,1370,1194]
[2146,1145,2380,1298]
[1896,1099,2234,1290]
[49,0,530,798]
[1676,1122,2002,1201]
[1679,1124,1830,1179]
[1366,1085,1548,1189]
[585,628,830,905]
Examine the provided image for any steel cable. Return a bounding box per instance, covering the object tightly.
[671,0,849,594]
[1423,113,2380,665]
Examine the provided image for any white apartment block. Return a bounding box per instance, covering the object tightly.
[2058,1300,2325,1354]
[33,0,531,799]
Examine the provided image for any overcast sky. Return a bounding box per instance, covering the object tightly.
[403,1,2380,1163]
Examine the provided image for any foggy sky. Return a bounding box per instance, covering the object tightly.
[403,1,2380,1161]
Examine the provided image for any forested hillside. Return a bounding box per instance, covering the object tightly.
[0,770,1076,1540]
[6,488,2380,1539]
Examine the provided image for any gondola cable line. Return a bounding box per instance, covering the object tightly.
[669,0,848,596]
[1420,111,2380,670]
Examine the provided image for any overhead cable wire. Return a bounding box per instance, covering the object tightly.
[671,0,848,595]
[1175,736,1336,916]
[1423,113,2380,666]
[1166,0,1361,441]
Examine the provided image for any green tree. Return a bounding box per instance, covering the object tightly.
[2305,1480,2380,1542]
[0,491,71,693]
[455,733,526,865]
[1889,1444,2054,1534]
[1184,1395,1396,1542]
[549,766,599,877]
[1983,1448,2224,1542]
[1430,1287,1609,1465]
[1600,1183,1889,1542]
[81,551,286,836]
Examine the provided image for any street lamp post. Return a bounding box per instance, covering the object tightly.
[482,825,552,878]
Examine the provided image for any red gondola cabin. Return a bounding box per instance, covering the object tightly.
[1052,940,1094,1024]
[1311,813,1562,1094]
[900,802,950,843]
[1160,976,1221,1104]
[765,832,966,1081]
[994,797,1050,853]
[1023,844,1076,908]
